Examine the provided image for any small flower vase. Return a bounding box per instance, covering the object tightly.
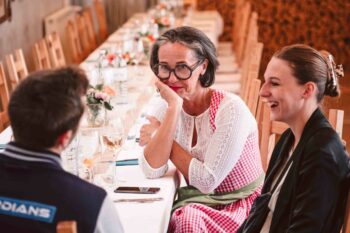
[86,104,106,127]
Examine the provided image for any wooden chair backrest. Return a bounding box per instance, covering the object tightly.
[82,7,98,50]
[240,11,259,84]
[75,14,92,57]
[235,1,251,65]
[246,77,261,117]
[231,0,246,51]
[66,19,84,64]
[33,38,52,71]
[259,102,289,171]
[56,221,77,233]
[0,62,10,131]
[241,41,263,102]
[4,49,28,91]
[46,32,66,68]
[183,0,197,10]
[260,105,346,171]
[93,0,108,43]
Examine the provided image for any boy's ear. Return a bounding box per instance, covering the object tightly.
[56,130,73,149]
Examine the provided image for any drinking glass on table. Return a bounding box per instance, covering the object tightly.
[78,128,100,182]
[131,39,144,77]
[93,160,117,190]
[100,117,125,161]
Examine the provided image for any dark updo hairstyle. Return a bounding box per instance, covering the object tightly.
[150,26,219,87]
[274,44,342,102]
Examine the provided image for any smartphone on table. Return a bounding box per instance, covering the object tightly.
[114,186,160,194]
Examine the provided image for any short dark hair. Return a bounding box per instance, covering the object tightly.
[9,66,89,150]
[150,26,219,87]
[274,44,341,102]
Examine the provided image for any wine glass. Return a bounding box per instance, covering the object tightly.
[132,39,144,77]
[100,117,125,161]
[92,160,117,190]
[78,128,100,182]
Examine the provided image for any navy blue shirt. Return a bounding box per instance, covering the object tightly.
[0,142,123,233]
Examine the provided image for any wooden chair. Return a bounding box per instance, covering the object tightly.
[259,102,289,171]
[46,32,66,68]
[66,20,84,64]
[235,1,251,65]
[260,105,346,171]
[93,0,108,43]
[0,63,10,131]
[240,12,259,94]
[231,0,246,51]
[75,14,92,58]
[328,109,344,139]
[183,0,197,10]
[56,221,77,233]
[82,7,98,51]
[4,49,28,91]
[241,41,263,102]
[246,77,261,117]
[33,39,52,71]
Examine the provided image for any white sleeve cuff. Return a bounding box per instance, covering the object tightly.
[139,153,168,179]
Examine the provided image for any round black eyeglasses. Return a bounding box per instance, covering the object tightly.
[152,60,204,81]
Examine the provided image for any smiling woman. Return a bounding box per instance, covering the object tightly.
[238,44,349,233]
[139,26,264,232]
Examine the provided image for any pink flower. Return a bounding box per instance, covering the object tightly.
[160,17,170,26]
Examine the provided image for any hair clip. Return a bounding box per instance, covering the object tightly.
[335,64,344,79]
[327,55,338,87]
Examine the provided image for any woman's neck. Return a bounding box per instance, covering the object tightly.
[182,88,212,116]
[289,103,318,147]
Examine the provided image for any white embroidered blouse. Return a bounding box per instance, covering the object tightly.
[140,92,258,193]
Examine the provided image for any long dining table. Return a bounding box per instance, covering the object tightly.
[0,9,223,233]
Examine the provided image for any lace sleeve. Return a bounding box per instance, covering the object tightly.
[189,96,257,193]
[140,95,169,178]
[139,154,169,178]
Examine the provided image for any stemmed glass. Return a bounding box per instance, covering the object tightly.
[78,128,100,182]
[132,39,144,77]
[100,117,125,160]
[97,117,125,189]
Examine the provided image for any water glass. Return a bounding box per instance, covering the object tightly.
[93,161,117,189]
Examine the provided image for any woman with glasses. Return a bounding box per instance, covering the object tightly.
[139,26,264,232]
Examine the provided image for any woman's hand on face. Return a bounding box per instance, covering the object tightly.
[155,80,183,109]
[139,116,161,146]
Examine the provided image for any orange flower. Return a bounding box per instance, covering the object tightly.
[147,34,156,42]
[103,85,116,97]
[121,53,131,61]
[106,53,116,63]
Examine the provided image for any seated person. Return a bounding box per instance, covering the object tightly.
[0,67,124,233]
[238,44,350,233]
[139,26,264,232]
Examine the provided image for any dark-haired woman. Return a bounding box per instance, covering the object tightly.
[138,26,264,232]
[238,44,350,233]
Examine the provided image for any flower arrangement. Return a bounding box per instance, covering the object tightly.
[86,84,114,110]
[86,84,114,127]
[152,15,171,29]
[102,53,128,68]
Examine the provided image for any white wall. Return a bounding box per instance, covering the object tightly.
[0,0,65,72]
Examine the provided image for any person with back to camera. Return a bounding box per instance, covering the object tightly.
[138,26,264,232]
[0,66,124,233]
[238,44,350,233]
